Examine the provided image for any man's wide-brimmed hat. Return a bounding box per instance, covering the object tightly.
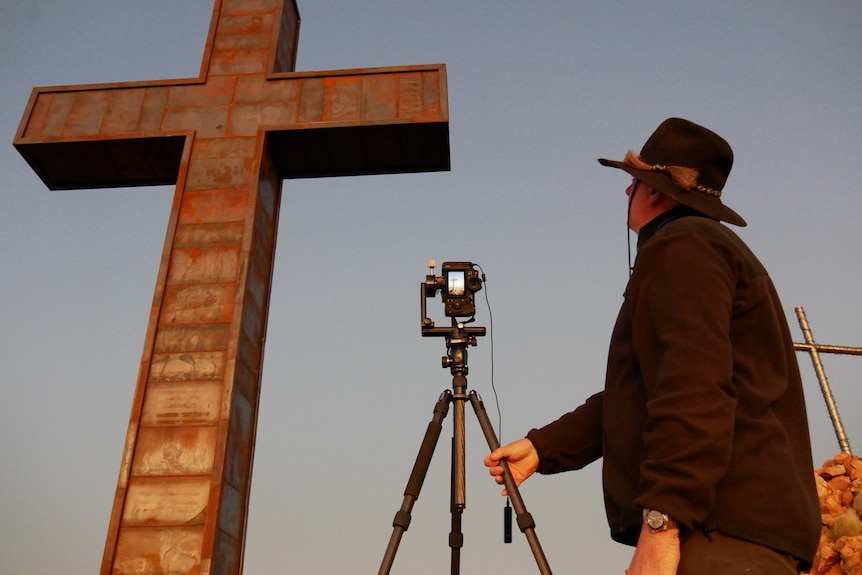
[598,117,746,227]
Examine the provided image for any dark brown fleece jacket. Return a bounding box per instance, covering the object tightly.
[527,210,821,565]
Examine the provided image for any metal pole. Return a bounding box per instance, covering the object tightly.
[794,306,853,454]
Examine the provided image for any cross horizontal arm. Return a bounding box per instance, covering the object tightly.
[793,343,862,356]
[14,64,449,190]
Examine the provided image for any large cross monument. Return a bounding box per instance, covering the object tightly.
[13,1,449,574]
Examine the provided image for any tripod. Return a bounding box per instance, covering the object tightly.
[378,320,552,574]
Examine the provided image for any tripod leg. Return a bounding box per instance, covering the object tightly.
[450,387,467,575]
[468,390,553,575]
[450,434,463,575]
[378,391,451,575]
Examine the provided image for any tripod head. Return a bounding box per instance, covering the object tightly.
[437,318,485,382]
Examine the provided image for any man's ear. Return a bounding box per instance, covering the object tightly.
[649,189,677,210]
[645,186,664,205]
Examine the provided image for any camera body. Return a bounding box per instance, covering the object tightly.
[440,262,483,318]
[422,261,483,330]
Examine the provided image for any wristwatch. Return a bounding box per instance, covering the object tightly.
[643,508,678,532]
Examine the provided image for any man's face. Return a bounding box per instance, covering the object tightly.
[626,178,653,234]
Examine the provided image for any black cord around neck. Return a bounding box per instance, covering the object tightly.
[627,181,639,279]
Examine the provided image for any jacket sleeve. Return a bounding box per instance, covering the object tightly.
[629,230,739,528]
[526,391,604,474]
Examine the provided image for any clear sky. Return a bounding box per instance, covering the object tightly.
[1,1,860,573]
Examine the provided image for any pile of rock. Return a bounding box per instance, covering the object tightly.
[806,452,862,575]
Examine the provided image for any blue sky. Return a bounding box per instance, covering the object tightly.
[1,1,860,573]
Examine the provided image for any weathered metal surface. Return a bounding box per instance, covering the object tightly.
[13,1,449,574]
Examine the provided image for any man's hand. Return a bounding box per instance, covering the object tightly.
[484,438,539,496]
[625,522,680,575]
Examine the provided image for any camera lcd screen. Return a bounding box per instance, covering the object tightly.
[447,270,466,295]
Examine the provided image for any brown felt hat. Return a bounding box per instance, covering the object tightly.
[598,118,746,226]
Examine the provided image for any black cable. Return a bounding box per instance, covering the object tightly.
[476,265,512,544]
[475,265,502,442]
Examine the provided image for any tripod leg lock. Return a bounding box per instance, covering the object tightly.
[449,532,464,549]
[392,510,412,531]
[516,511,536,532]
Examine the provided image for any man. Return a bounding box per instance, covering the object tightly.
[485,118,821,574]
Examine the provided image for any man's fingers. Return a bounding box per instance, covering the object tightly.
[484,449,506,467]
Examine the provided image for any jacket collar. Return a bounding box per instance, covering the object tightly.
[637,205,711,247]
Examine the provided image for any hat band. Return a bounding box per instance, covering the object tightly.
[624,151,722,198]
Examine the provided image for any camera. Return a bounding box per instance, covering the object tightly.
[422,260,483,329]
[440,262,483,317]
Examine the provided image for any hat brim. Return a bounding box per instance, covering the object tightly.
[598,158,747,227]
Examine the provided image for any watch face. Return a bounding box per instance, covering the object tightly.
[645,509,665,529]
